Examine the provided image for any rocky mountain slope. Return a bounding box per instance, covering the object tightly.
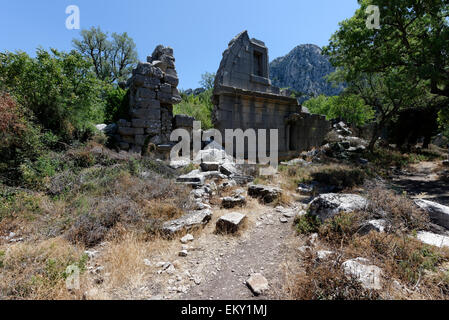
[270,44,344,100]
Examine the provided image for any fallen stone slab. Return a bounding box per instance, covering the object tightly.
[358,219,387,235]
[416,231,449,248]
[341,257,382,290]
[162,209,212,235]
[216,212,246,234]
[414,199,449,230]
[200,162,220,172]
[180,234,194,244]
[308,193,369,221]
[220,162,238,176]
[297,183,314,195]
[177,170,205,186]
[316,250,334,261]
[246,273,269,296]
[170,158,191,169]
[248,184,282,203]
[221,195,246,209]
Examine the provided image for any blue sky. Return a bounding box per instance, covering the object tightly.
[0,0,359,89]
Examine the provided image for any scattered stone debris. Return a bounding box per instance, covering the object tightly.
[416,231,449,248]
[221,195,246,209]
[358,219,387,235]
[177,170,205,187]
[341,257,383,290]
[316,250,335,262]
[248,184,282,203]
[115,45,182,153]
[414,199,449,229]
[180,234,194,244]
[162,209,212,235]
[297,183,314,196]
[280,158,311,166]
[246,273,269,296]
[178,250,189,257]
[216,212,247,234]
[200,162,220,172]
[308,193,369,221]
[158,262,175,274]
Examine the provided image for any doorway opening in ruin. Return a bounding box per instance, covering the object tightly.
[253,51,263,77]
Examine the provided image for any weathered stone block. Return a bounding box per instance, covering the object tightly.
[131,108,161,120]
[246,273,269,296]
[216,212,246,234]
[162,209,212,235]
[248,184,281,203]
[174,114,195,129]
[132,119,150,128]
[200,162,220,172]
[164,74,179,87]
[152,60,168,72]
[136,87,157,100]
[159,83,172,93]
[135,62,164,79]
[118,142,129,150]
[133,74,160,89]
[135,134,148,146]
[165,68,177,77]
[117,119,131,127]
[221,196,246,209]
[118,126,143,136]
[135,99,161,109]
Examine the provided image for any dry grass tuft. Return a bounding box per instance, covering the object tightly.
[0,237,87,300]
[287,250,380,300]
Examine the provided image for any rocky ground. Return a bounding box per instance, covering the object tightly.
[2,122,449,300]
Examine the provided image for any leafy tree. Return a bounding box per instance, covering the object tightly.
[324,0,449,98]
[73,26,138,83]
[303,94,374,127]
[199,72,216,90]
[174,89,214,129]
[0,48,104,140]
[328,68,430,150]
[103,85,130,124]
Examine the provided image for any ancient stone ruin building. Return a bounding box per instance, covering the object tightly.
[116,45,182,154]
[116,33,330,159]
[212,31,330,158]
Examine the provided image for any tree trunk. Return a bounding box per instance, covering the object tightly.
[368,123,380,153]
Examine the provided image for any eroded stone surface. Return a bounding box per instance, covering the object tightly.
[415,199,449,229]
[162,209,212,235]
[341,257,382,290]
[417,231,449,248]
[216,212,246,234]
[308,193,369,221]
[246,273,269,296]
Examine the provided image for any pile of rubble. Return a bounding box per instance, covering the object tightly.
[115,45,182,154]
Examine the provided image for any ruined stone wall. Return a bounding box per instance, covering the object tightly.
[213,31,330,157]
[116,45,181,154]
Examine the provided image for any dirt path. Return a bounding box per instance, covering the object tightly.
[177,205,300,300]
[120,198,305,301]
[391,161,449,205]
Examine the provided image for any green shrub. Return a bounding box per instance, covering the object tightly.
[0,49,105,141]
[303,94,374,127]
[174,89,214,129]
[295,214,321,234]
[103,85,130,123]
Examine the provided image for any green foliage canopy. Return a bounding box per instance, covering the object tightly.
[303,94,374,127]
[73,26,138,83]
[0,48,104,140]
